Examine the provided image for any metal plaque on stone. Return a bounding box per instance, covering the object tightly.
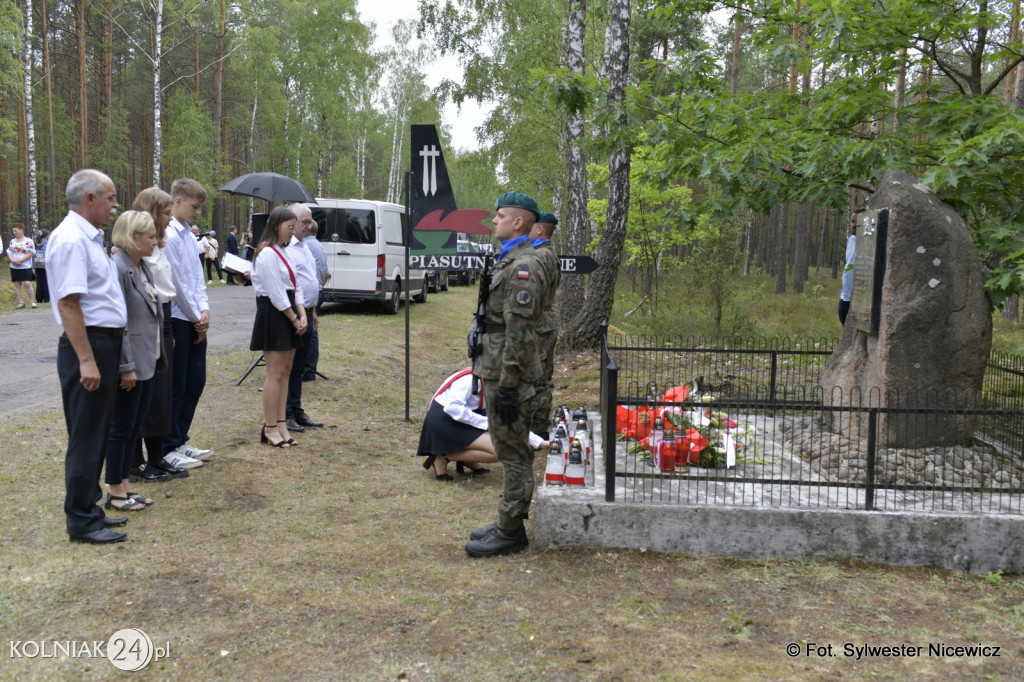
[849,208,888,334]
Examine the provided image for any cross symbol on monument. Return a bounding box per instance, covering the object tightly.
[419,145,440,196]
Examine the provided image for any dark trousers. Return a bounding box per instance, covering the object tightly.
[106,378,155,484]
[286,329,311,419]
[304,293,323,375]
[35,268,49,303]
[164,318,207,454]
[838,299,851,325]
[59,330,122,535]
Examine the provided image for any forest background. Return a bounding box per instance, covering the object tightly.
[4,0,1024,351]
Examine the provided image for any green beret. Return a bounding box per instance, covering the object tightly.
[495,191,540,219]
[537,211,559,226]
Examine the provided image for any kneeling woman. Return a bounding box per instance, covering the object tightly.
[418,367,547,480]
[250,207,307,448]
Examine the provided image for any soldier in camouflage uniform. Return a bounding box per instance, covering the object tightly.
[527,211,561,439]
[465,192,547,558]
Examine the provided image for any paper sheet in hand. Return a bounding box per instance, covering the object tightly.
[221,252,252,275]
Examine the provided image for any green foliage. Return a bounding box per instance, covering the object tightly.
[588,146,693,315]
[0,2,23,157]
[163,91,223,192]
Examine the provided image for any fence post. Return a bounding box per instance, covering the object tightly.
[865,408,877,510]
[604,357,619,503]
[769,350,778,404]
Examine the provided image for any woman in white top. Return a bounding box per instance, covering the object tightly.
[130,187,187,479]
[250,207,307,448]
[417,368,548,480]
[7,223,37,308]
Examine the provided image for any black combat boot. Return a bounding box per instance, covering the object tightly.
[469,523,497,541]
[464,525,528,558]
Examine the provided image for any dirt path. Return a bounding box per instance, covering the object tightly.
[0,284,257,421]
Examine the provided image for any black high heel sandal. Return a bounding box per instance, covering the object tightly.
[261,425,289,448]
[277,420,298,446]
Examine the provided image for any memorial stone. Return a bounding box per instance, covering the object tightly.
[821,170,991,447]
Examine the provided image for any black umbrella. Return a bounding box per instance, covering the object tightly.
[219,172,317,204]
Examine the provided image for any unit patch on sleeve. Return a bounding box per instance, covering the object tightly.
[515,290,532,306]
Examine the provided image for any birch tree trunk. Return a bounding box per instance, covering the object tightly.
[23,0,39,234]
[560,0,589,323]
[152,0,165,186]
[42,0,57,223]
[563,0,629,349]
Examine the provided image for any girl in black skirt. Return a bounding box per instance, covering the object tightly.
[250,207,307,448]
[418,368,548,480]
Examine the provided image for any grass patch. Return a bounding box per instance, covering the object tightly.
[1,281,1023,679]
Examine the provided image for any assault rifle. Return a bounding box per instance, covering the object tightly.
[467,253,493,394]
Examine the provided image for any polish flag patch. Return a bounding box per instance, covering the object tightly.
[517,270,530,279]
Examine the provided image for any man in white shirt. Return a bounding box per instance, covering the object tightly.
[47,169,129,544]
[302,218,329,381]
[161,178,214,469]
[284,203,324,431]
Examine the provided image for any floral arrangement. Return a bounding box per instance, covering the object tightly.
[617,384,749,469]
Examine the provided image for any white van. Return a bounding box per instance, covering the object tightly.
[307,198,427,314]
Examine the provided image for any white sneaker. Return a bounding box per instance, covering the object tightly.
[178,444,213,461]
[163,450,203,470]
[219,279,225,284]
[208,279,213,284]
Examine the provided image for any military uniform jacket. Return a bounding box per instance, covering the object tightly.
[533,240,561,336]
[473,239,545,391]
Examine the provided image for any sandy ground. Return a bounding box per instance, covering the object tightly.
[0,284,257,421]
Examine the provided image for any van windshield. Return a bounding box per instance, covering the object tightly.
[311,207,375,245]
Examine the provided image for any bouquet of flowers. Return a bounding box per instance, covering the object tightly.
[618,383,747,469]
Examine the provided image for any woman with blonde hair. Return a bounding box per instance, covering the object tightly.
[250,206,306,447]
[128,187,189,480]
[105,210,163,512]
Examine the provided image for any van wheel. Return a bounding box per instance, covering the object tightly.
[382,281,400,315]
[414,283,427,304]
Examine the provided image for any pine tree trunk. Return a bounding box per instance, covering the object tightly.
[75,0,87,167]
[212,0,226,234]
[99,0,112,156]
[775,204,788,294]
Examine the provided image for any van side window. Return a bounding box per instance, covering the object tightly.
[311,207,375,244]
[381,211,404,246]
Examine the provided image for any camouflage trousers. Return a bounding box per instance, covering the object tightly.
[484,382,536,533]
[527,330,557,438]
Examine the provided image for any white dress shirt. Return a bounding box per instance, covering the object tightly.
[46,211,127,328]
[288,236,319,308]
[433,368,544,449]
[252,245,296,312]
[163,217,210,322]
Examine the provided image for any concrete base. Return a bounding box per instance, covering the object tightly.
[534,415,1024,574]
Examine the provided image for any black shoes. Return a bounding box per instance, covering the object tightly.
[301,373,316,382]
[284,418,305,432]
[465,526,528,558]
[103,516,128,527]
[154,459,190,479]
[295,413,323,428]
[129,463,172,483]
[70,528,127,544]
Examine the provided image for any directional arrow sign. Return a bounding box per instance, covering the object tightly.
[409,253,598,274]
[558,255,599,274]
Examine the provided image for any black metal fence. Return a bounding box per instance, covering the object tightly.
[600,324,1024,513]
